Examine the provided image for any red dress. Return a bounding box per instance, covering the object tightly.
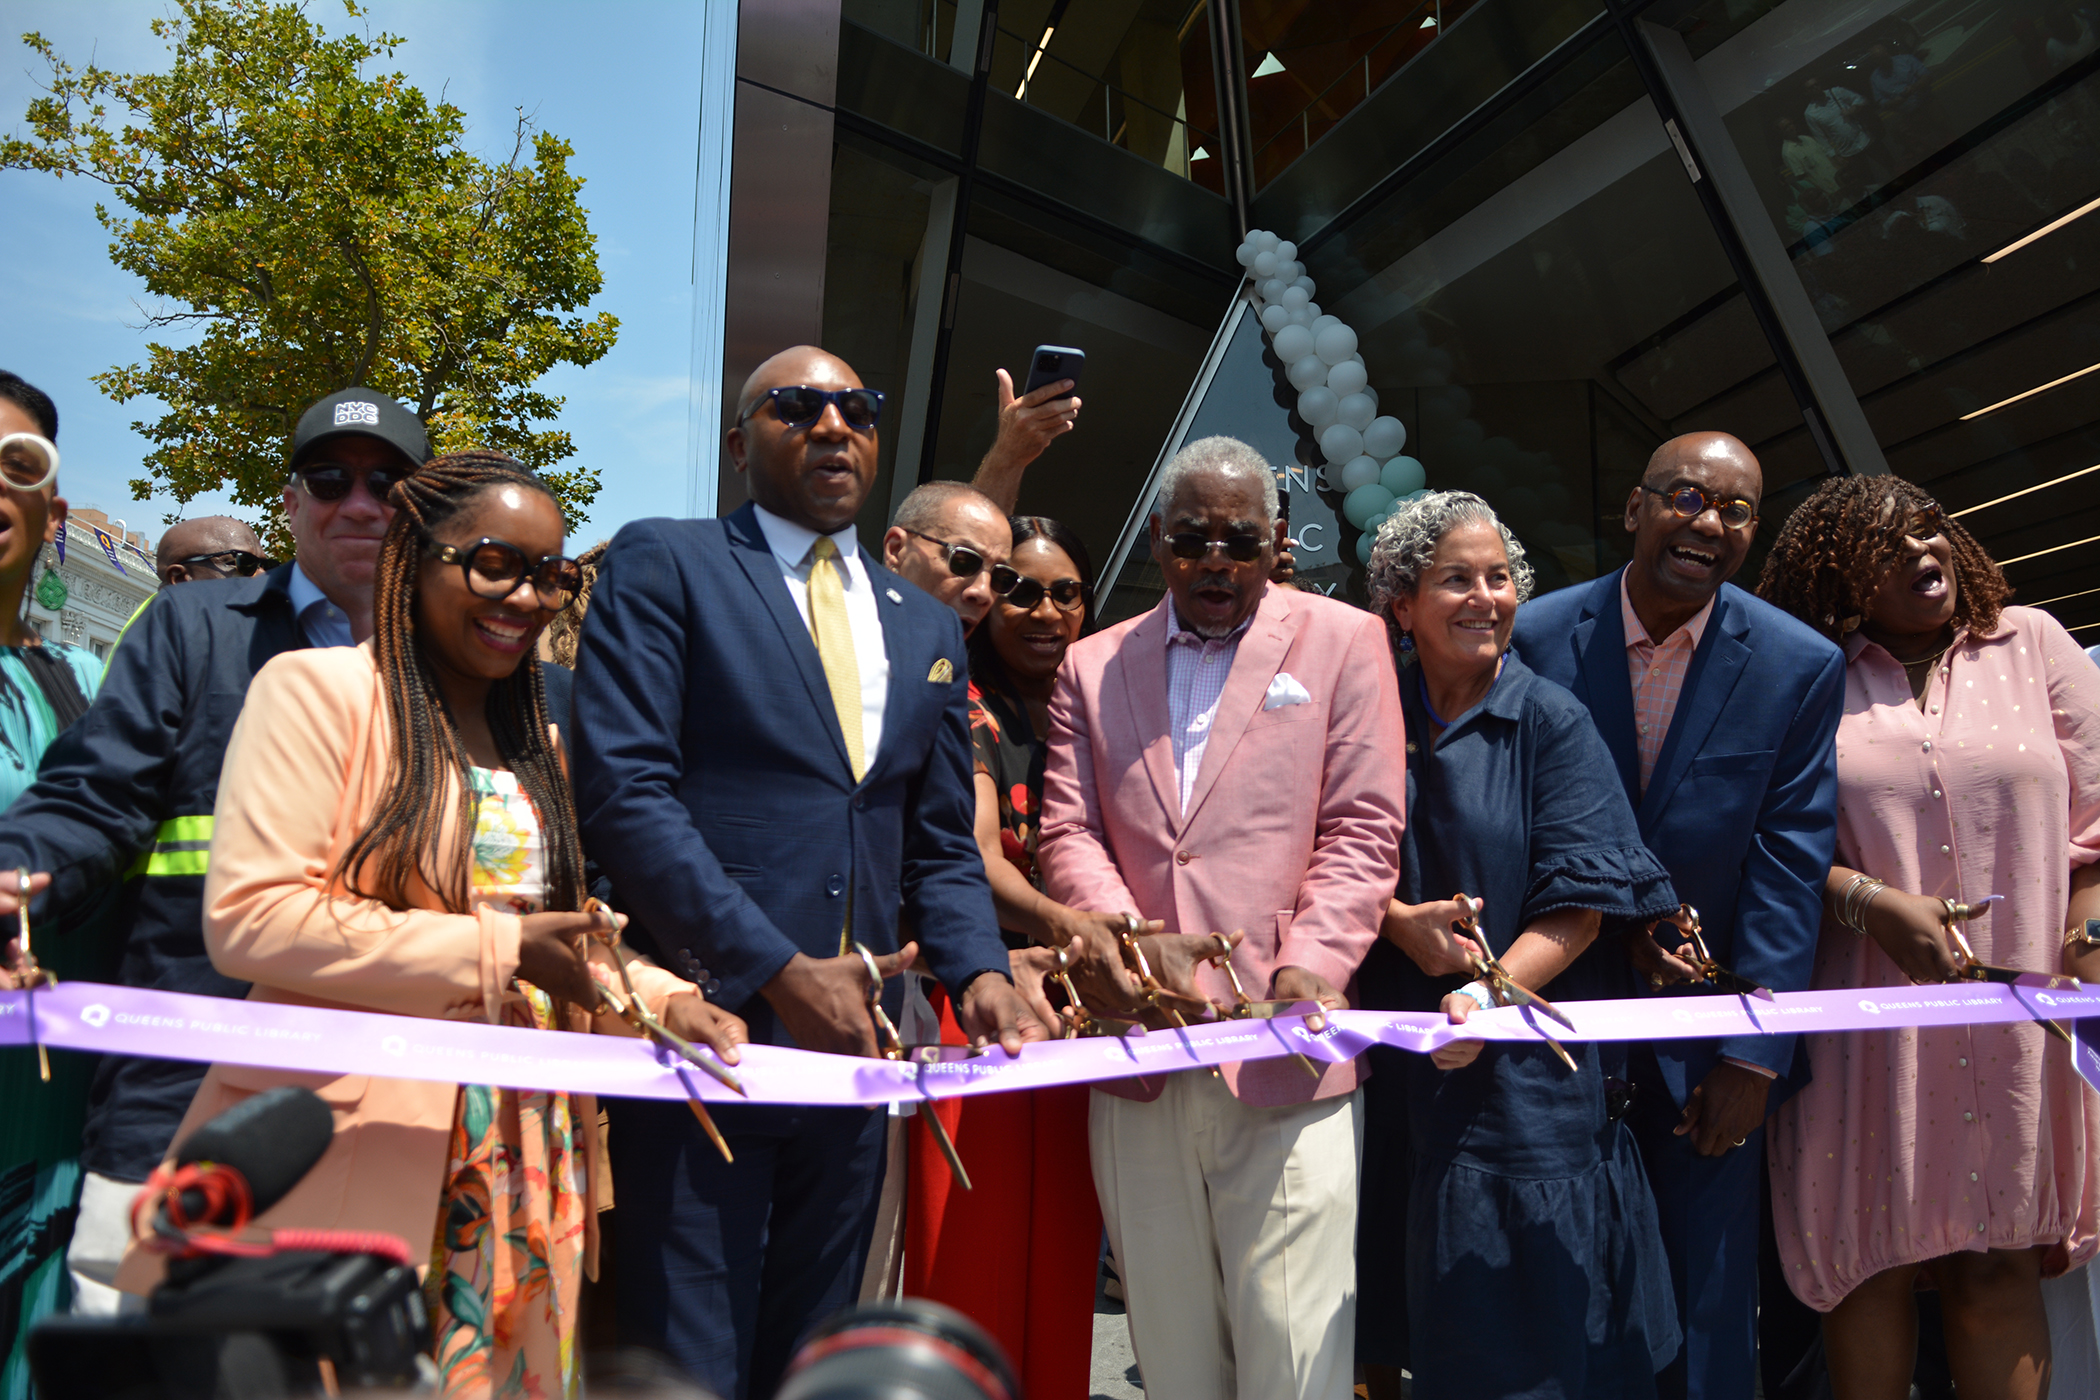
[904,682,1102,1398]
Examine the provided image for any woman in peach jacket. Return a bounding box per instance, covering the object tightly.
[124,452,747,1399]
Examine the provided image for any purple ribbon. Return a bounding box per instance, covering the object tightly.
[5,980,2099,1104]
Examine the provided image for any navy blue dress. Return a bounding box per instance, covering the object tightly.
[1356,653,1681,1400]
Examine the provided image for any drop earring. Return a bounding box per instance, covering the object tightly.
[1397,629,1415,653]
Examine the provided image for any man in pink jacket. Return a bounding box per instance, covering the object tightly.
[1038,435,1406,1400]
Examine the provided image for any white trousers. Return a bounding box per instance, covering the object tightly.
[66,1170,146,1316]
[1090,1074,1362,1400]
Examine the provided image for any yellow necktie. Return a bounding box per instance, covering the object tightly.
[808,537,866,783]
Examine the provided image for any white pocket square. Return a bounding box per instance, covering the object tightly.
[1264,672,1313,710]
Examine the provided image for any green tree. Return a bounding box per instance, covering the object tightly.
[2,0,618,536]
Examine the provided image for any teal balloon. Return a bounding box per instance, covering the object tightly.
[1342,483,1396,528]
[1380,455,1426,497]
[1363,508,1391,535]
[1355,531,1376,566]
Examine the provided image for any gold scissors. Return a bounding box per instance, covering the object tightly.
[1939,896,2078,1045]
[853,942,973,1192]
[1205,932,1321,1080]
[1670,905,1775,1001]
[1048,942,1146,1040]
[1453,893,1579,1073]
[16,869,47,1082]
[582,898,742,1163]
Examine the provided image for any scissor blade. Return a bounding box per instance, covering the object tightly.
[1704,966,1777,1001]
[1974,963,2071,989]
[672,1066,735,1164]
[1500,979,1579,1034]
[920,1097,973,1191]
[1537,1030,1578,1072]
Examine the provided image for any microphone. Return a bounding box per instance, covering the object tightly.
[151,1085,336,1234]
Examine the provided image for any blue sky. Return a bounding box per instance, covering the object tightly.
[0,0,708,551]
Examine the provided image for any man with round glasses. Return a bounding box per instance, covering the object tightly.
[0,385,431,1316]
[1512,431,1844,1400]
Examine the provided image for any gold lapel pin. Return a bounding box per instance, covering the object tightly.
[928,658,954,684]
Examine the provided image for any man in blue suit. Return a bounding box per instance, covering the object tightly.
[572,345,1045,1398]
[1511,432,1843,1400]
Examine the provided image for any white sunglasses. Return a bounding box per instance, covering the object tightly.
[0,433,59,493]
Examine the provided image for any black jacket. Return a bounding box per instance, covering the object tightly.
[0,565,309,1180]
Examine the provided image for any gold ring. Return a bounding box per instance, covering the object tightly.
[1648,973,1664,989]
[1733,1137,1748,1148]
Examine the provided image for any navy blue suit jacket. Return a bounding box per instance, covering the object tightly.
[570,504,1007,1048]
[1512,570,1844,1104]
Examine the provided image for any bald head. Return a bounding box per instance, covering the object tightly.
[157,516,269,586]
[728,345,878,534]
[883,483,1012,631]
[1641,432,1762,496]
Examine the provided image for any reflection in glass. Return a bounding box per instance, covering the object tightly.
[1707,0,2100,631]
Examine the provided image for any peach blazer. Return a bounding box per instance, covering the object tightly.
[1038,585,1406,1107]
[118,644,691,1292]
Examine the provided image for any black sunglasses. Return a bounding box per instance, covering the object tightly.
[1167,532,1266,562]
[1642,483,1757,530]
[741,385,885,433]
[423,535,583,612]
[295,461,414,504]
[1000,575,1087,613]
[902,528,1020,592]
[175,550,275,577]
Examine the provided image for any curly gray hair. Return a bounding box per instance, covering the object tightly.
[1366,490,1534,650]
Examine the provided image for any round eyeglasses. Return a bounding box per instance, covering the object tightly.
[0,433,60,493]
[423,535,583,612]
[1642,483,1756,530]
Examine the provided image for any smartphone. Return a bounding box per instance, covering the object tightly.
[1022,345,1086,401]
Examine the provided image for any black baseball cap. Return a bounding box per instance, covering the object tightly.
[289,388,432,473]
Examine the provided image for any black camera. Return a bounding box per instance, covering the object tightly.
[28,1087,432,1399]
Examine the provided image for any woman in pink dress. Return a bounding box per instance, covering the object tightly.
[1757,474,2100,1400]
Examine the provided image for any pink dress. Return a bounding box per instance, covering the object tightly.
[1769,606,2100,1311]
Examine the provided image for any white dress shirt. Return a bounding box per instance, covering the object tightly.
[287,562,354,647]
[751,503,890,768]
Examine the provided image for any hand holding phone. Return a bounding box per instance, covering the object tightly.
[1022,345,1086,402]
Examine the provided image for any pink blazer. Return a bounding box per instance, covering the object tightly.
[1038,585,1405,1106]
[117,645,691,1291]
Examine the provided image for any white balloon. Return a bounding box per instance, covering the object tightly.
[1315,323,1360,365]
[1287,307,1315,328]
[1276,260,1303,284]
[1338,392,1377,431]
[1339,455,1382,491]
[1259,303,1292,334]
[1253,251,1278,279]
[1280,286,1310,312]
[1235,240,1259,268]
[1318,422,1364,463]
[1276,240,1297,262]
[1326,360,1368,397]
[1303,302,1321,320]
[1272,324,1315,363]
[1292,276,1317,299]
[1362,416,1407,458]
[1260,278,1287,303]
[1286,355,1328,391]
[1311,314,1340,336]
[1255,230,1280,253]
[1297,386,1339,429]
[1362,385,1378,407]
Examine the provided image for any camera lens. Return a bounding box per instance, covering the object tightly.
[775,1300,1019,1400]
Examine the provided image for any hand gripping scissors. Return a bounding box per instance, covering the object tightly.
[1453,893,1579,1072]
[583,897,743,1163]
[1048,941,1146,1040]
[1671,905,1776,1001]
[1939,895,2079,1045]
[853,941,974,1192]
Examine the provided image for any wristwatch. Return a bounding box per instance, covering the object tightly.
[2064,918,2100,950]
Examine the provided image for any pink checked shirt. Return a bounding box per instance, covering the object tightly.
[1165,596,1256,814]
[1622,571,1714,793]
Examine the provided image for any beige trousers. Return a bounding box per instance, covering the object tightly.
[1090,1074,1362,1400]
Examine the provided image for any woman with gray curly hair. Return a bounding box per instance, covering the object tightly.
[1353,490,1682,1400]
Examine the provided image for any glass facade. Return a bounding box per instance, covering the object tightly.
[799,0,2100,640]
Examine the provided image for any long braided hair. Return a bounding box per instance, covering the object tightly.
[330,449,586,915]
[1755,474,2010,642]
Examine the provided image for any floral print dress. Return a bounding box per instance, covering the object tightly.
[427,768,587,1399]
